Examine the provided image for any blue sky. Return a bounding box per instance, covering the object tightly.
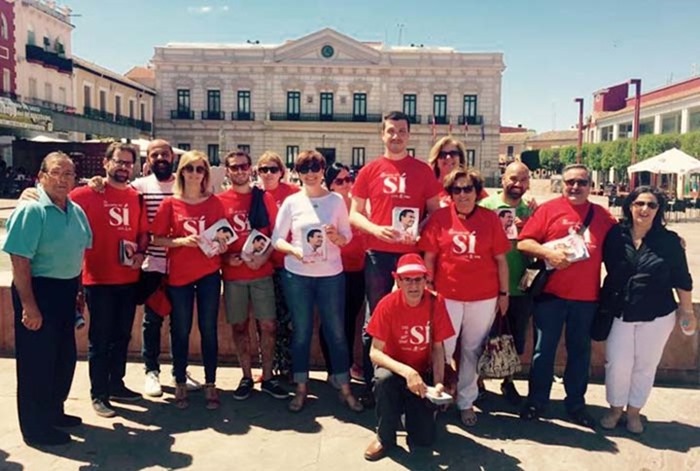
[67,0,699,132]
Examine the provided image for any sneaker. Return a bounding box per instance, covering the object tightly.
[500,380,523,406]
[92,398,116,418]
[144,371,163,398]
[232,377,254,400]
[261,379,289,399]
[110,385,142,403]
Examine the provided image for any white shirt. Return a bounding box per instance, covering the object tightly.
[130,174,174,274]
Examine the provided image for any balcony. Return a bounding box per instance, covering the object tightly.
[407,115,422,124]
[268,112,382,123]
[231,111,255,121]
[25,44,73,74]
[0,90,20,101]
[201,110,225,120]
[433,115,450,125]
[84,106,114,122]
[458,115,484,126]
[171,109,194,120]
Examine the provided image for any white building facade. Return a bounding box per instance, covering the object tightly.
[152,28,505,176]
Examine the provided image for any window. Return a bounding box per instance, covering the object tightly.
[27,28,35,46]
[466,149,476,167]
[207,90,221,113]
[129,99,135,119]
[617,122,633,139]
[661,114,681,134]
[351,147,365,167]
[99,90,107,112]
[286,145,299,167]
[689,109,700,132]
[58,87,66,105]
[353,93,367,120]
[600,126,614,142]
[639,119,654,135]
[44,83,52,102]
[403,94,417,120]
[287,91,300,118]
[28,78,37,98]
[433,94,447,124]
[237,90,251,118]
[43,36,50,50]
[2,69,10,93]
[177,89,190,112]
[320,92,333,120]
[177,143,191,151]
[115,95,122,118]
[0,14,7,41]
[507,146,514,159]
[237,144,250,154]
[463,95,477,117]
[407,148,416,157]
[140,102,146,122]
[207,144,220,166]
[83,85,91,108]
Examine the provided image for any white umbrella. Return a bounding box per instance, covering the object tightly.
[29,135,68,143]
[627,148,700,175]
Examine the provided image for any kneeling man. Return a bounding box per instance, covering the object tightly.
[364,254,455,461]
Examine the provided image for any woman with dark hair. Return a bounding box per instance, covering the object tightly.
[419,165,510,427]
[600,185,695,434]
[272,151,362,413]
[428,136,487,206]
[319,162,366,384]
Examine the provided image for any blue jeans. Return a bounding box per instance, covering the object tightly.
[167,271,221,385]
[362,250,402,386]
[281,270,348,385]
[527,296,597,412]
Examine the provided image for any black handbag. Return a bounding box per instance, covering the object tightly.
[591,278,623,341]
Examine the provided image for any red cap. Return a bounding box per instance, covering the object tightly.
[394,253,428,277]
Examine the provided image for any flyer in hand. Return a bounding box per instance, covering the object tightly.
[119,240,138,266]
[301,224,327,263]
[392,206,419,241]
[543,233,589,269]
[241,229,271,262]
[198,218,238,258]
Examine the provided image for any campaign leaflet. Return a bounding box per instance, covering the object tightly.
[198,218,238,258]
[119,240,138,266]
[392,206,419,242]
[241,229,271,262]
[494,207,518,240]
[301,224,327,263]
[543,233,590,269]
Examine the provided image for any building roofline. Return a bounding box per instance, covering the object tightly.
[73,57,156,95]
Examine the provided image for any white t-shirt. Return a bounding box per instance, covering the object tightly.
[272,191,352,277]
[130,174,174,274]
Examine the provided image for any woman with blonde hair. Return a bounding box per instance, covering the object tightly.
[151,151,227,410]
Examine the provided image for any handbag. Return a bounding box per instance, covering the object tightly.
[477,315,521,379]
[591,278,623,341]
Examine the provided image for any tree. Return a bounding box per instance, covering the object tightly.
[520,150,540,170]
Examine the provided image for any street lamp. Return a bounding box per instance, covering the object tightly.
[629,78,642,190]
[574,98,584,164]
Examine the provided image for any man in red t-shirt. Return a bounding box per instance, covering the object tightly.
[70,143,149,418]
[217,151,288,401]
[364,254,455,461]
[350,110,444,402]
[517,164,616,427]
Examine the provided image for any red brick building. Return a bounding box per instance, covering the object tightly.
[0,0,16,98]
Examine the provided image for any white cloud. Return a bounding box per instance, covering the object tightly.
[221,6,229,12]
[187,6,213,14]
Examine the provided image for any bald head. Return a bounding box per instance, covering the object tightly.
[502,161,530,201]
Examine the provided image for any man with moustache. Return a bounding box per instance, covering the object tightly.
[350,110,443,406]
[517,164,616,426]
[479,161,536,404]
[216,151,288,400]
[70,143,149,417]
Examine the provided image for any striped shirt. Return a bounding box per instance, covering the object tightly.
[130,174,175,274]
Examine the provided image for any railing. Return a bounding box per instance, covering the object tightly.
[407,115,422,124]
[268,112,382,122]
[171,109,194,120]
[25,44,72,73]
[231,111,255,121]
[202,110,224,120]
[24,97,74,113]
[433,115,450,125]
[458,115,484,125]
[84,106,114,122]
[0,90,20,101]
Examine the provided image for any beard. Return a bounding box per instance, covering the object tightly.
[152,161,173,181]
[505,186,524,200]
[110,170,130,183]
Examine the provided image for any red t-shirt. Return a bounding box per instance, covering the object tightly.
[419,206,510,301]
[366,290,455,373]
[353,156,443,253]
[341,226,366,272]
[265,182,300,268]
[70,185,148,285]
[216,189,278,281]
[150,196,226,287]
[518,196,616,301]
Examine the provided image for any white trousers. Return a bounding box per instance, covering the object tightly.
[605,312,675,409]
[444,297,497,410]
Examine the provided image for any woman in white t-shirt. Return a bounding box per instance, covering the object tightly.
[272,150,363,414]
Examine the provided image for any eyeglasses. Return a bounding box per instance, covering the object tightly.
[333,176,354,186]
[438,150,462,159]
[296,162,323,174]
[632,201,659,210]
[449,185,475,195]
[110,159,134,168]
[258,166,280,174]
[46,170,76,180]
[227,163,251,172]
[182,164,207,174]
[399,276,426,284]
[564,178,589,187]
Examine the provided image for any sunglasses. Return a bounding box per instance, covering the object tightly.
[632,201,659,210]
[333,176,354,186]
[297,162,323,174]
[258,166,280,174]
[183,164,207,174]
[438,150,462,159]
[564,178,589,187]
[227,163,251,172]
[450,185,475,195]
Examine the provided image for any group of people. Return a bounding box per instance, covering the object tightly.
[3,110,696,462]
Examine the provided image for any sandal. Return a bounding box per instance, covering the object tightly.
[288,390,307,413]
[460,408,478,427]
[626,414,644,434]
[204,384,220,410]
[520,403,541,421]
[174,383,189,410]
[339,391,364,413]
[600,407,624,430]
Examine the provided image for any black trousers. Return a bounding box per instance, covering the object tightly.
[373,367,436,447]
[12,277,79,440]
[85,283,138,399]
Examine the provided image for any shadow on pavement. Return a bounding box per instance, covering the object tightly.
[0,450,23,471]
[600,419,700,452]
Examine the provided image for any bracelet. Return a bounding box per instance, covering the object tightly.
[498,291,508,296]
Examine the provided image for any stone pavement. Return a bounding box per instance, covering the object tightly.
[0,358,698,470]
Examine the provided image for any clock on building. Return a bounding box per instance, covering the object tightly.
[321,45,335,59]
